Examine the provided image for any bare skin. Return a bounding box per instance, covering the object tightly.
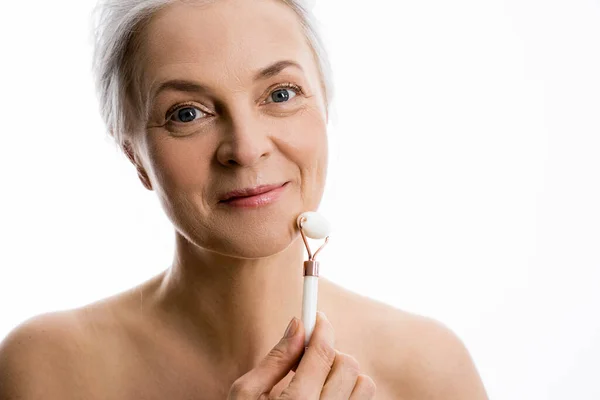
[0,0,488,398]
[0,272,488,399]
[69,271,399,398]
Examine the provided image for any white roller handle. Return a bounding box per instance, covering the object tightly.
[301,275,319,347]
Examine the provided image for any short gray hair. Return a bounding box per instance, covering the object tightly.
[91,0,334,150]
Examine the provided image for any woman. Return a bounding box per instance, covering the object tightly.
[0,0,488,398]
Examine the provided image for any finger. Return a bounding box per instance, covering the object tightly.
[228,317,305,399]
[283,312,336,397]
[291,354,303,373]
[319,350,361,399]
[348,374,377,399]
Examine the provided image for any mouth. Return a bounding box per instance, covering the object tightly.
[220,182,289,202]
[219,182,290,208]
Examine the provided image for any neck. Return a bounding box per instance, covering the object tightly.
[153,231,318,375]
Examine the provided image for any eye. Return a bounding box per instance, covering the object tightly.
[168,105,208,123]
[264,84,302,104]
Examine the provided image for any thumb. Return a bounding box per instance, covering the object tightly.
[229,318,304,397]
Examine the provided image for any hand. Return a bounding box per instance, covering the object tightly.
[227,311,377,399]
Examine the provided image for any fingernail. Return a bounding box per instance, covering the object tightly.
[318,311,328,321]
[284,317,298,338]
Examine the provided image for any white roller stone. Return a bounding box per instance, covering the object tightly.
[297,211,331,239]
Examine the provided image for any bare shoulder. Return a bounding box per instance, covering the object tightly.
[322,280,489,400]
[0,290,137,399]
[0,310,88,399]
[374,308,488,399]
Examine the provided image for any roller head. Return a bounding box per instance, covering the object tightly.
[296,211,331,239]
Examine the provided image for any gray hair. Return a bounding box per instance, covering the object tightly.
[90,0,335,151]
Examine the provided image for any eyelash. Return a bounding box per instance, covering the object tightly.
[165,82,305,122]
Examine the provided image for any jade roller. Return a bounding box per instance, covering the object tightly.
[296,211,331,347]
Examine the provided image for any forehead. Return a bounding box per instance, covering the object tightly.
[138,0,315,91]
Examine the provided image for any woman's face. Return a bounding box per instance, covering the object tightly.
[131,0,328,258]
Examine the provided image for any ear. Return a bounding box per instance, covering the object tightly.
[122,140,153,191]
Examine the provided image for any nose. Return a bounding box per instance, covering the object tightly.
[216,106,274,167]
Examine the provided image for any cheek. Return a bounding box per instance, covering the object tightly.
[276,106,328,186]
[301,107,328,172]
[145,135,212,192]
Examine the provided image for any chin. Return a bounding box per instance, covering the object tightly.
[171,187,313,259]
[206,210,303,258]
[208,229,298,259]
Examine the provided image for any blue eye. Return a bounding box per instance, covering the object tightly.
[268,87,298,103]
[170,106,206,123]
[166,84,301,125]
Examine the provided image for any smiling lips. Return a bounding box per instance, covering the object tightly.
[219,182,289,208]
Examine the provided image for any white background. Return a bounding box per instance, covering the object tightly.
[1,1,599,399]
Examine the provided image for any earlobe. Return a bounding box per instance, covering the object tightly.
[137,169,153,191]
[122,140,153,191]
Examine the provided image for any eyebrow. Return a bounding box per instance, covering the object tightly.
[150,60,303,102]
[253,59,303,81]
